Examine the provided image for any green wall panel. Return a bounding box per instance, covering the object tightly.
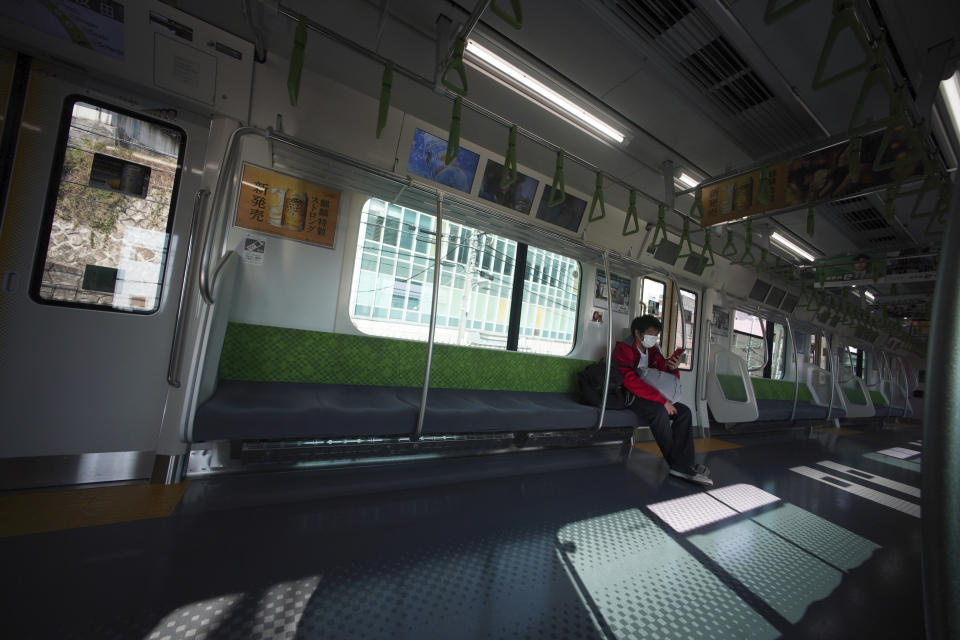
[870,390,888,406]
[750,378,814,402]
[219,323,592,393]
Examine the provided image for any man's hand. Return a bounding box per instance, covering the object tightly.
[665,355,680,371]
[663,401,677,416]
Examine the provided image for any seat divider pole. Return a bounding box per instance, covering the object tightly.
[414,192,444,441]
[787,316,799,422]
[596,251,612,432]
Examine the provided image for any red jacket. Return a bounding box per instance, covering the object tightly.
[612,340,679,405]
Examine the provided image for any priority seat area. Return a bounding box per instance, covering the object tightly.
[192,323,639,442]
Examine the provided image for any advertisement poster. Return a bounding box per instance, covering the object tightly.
[712,305,730,338]
[1,0,125,60]
[478,159,539,214]
[595,269,630,313]
[536,191,586,232]
[241,235,265,265]
[407,128,479,193]
[700,126,923,227]
[234,163,340,248]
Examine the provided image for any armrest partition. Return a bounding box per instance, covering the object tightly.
[706,346,759,423]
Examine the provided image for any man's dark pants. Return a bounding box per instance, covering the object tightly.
[629,397,695,473]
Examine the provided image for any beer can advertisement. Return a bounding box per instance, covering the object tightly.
[234,163,340,248]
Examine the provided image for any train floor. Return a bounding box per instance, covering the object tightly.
[0,423,924,639]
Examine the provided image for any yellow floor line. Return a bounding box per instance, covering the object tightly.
[634,438,741,457]
[814,427,863,435]
[0,481,189,538]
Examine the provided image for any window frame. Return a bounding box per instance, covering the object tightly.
[672,286,698,371]
[30,95,187,315]
[349,197,582,355]
[638,276,667,323]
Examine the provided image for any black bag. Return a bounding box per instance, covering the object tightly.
[577,359,634,410]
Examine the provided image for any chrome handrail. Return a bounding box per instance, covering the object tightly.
[596,251,613,431]
[167,189,208,387]
[787,316,800,422]
[414,192,444,441]
[824,333,836,422]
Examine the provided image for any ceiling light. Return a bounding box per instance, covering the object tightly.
[941,69,960,139]
[864,290,876,303]
[464,39,626,144]
[770,231,816,262]
[677,173,699,189]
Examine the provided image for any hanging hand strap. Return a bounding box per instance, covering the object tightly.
[445,97,462,165]
[288,17,308,106]
[650,204,667,249]
[758,167,773,205]
[491,0,523,29]
[501,125,518,189]
[588,171,606,222]
[700,229,716,267]
[720,227,738,259]
[689,187,704,219]
[623,190,640,236]
[376,61,393,138]
[848,136,863,183]
[548,150,566,206]
[812,0,873,91]
[442,38,469,96]
[736,220,756,265]
[677,218,696,258]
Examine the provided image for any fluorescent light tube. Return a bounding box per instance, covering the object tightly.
[464,39,626,144]
[941,70,960,139]
[678,173,699,189]
[770,231,816,262]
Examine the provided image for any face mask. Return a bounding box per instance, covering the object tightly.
[642,335,658,349]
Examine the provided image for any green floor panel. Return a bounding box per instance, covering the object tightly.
[558,509,778,640]
[688,520,842,624]
[863,452,922,472]
[751,503,880,571]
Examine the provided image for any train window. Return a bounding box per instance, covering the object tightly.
[32,97,185,312]
[350,198,579,354]
[638,277,665,322]
[732,310,767,375]
[672,288,697,370]
[517,247,579,355]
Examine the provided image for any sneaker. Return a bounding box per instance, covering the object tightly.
[669,467,715,487]
[694,463,711,478]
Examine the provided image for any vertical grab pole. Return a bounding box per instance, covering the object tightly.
[596,251,613,431]
[825,333,836,424]
[921,172,960,640]
[787,317,800,422]
[414,191,444,441]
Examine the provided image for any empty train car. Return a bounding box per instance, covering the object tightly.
[0,0,957,638]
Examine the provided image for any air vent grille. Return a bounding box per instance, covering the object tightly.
[826,197,914,251]
[608,0,821,157]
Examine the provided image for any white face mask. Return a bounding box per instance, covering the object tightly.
[642,334,658,349]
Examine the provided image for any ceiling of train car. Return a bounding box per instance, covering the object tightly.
[170,0,959,331]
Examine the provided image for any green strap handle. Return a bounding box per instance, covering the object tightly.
[445,97,462,165]
[649,204,667,248]
[873,116,924,174]
[797,282,813,308]
[848,65,896,136]
[758,167,773,205]
[288,17,308,106]
[700,229,716,267]
[848,136,863,183]
[908,172,940,218]
[491,0,523,29]
[756,248,771,272]
[442,38,469,96]
[764,0,812,24]
[736,220,756,265]
[501,125,518,189]
[623,190,640,236]
[720,228,738,259]
[547,150,566,206]
[812,0,873,91]
[588,171,606,222]
[884,181,899,221]
[677,218,696,258]
[807,205,815,236]
[376,61,393,139]
[690,187,704,219]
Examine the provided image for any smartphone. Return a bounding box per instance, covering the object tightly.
[669,347,685,361]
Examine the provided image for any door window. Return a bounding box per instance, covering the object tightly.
[32,98,185,313]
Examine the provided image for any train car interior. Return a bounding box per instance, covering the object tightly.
[0,0,957,638]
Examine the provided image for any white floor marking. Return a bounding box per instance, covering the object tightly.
[790,466,921,518]
[815,460,921,498]
[876,447,921,459]
[908,441,922,447]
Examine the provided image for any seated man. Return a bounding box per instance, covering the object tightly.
[613,315,713,487]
